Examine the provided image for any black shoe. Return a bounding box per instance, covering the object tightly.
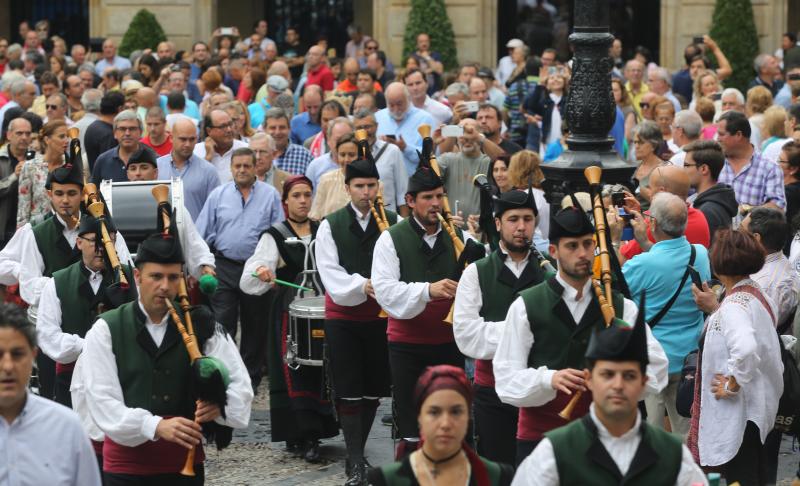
[304,440,321,463]
[286,440,303,456]
[380,414,392,426]
[344,462,367,486]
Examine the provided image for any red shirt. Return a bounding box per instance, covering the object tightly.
[141,135,173,157]
[621,206,710,260]
[306,64,335,91]
[336,79,384,93]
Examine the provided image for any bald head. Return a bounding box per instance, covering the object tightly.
[173,117,196,136]
[649,164,690,200]
[267,61,290,80]
[649,192,688,240]
[136,87,157,108]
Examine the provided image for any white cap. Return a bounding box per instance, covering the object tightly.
[506,38,524,49]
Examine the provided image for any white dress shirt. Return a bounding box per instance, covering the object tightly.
[421,96,453,126]
[18,214,133,307]
[0,226,26,285]
[75,301,253,447]
[36,267,105,364]
[751,251,799,327]
[0,393,102,486]
[493,274,669,408]
[177,205,216,279]
[373,140,408,211]
[453,247,531,360]
[315,204,371,306]
[698,279,784,467]
[192,139,248,183]
[372,218,473,319]
[513,404,708,486]
[239,229,312,296]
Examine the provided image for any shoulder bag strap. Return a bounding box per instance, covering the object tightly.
[648,244,696,328]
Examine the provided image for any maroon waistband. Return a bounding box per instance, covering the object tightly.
[55,361,76,375]
[324,293,383,321]
[103,418,205,475]
[387,298,455,344]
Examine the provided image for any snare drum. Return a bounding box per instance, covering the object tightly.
[287,296,325,367]
[100,179,185,253]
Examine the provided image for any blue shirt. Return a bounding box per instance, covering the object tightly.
[196,181,284,262]
[375,106,435,176]
[774,83,792,108]
[160,95,200,120]
[91,145,157,185]
[0,393,102,486]
[156,154,222,221]
[290,112,322,146]
[94,56,131,75]
[623,237,711,373]
[305,153,338,191]
[274,143,313,175]
[248,100,269,131]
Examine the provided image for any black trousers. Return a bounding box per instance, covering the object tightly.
[325,319,391,399]
[473,383,517,467]
[210,256,269,388]
[35,353,55,400]
[723,421,768,486]
[387,341,464,439]
[104,465,204,486]
[54,370,73,408]
[516,439,540,467]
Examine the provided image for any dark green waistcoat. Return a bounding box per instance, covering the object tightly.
[104,301,194,418]
[520,277,624,370]
[32,216,80,277]
[546,415,683,486]
[265,220,319,283]
[53,261,131,337]
[326,204,398,278]
[474,250,546,321]
[387,218,462,284]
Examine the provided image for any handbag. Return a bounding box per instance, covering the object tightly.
[676,349,698,417]
[775,336,800,436]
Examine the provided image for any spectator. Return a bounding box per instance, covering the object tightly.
[238,67,266,105]
[0,37,7,76]
[279,27,307,81]
[0,117,30,243]
[366,50,394,90]
[504,45,532,147]
[17,120,68,228]
[689,230,782,486]
[349,69,385,110]
[70,89,101,151]
[669,109,702,166]
[476,67,506,110]
[352,108,407,214]
[308,132,360,220]
[680,140,737,240]
[619,192,711,439]
[136,53,159,87]
[345,24,371,61]
[91,110,157,184]
[291,85,323,145]
[305,45,334,92]
[156,117,220,221]
[62,74,84,120]
[189,41,210,83]
[631,121,664,208]
[760,105,792,162]
[245,20,275,52]
[404,68,451,126]
[624,60,649,119]
[266,108,313,175]
[496,38,524,87]
[717,110,786,209]
[140,106,172,156]
[44,94,71,127]
[70,44,87,67]
[336,57,362,94]
[457,63,479,85]
[196,147,284,387]
[778,141,800,248]
[615,164,710,263]
[155,41,175,61]
[84,91,124,170]
[476,103,523,156]
[226,100,255,142]
[612,78,637,145]
[77,65,95,90]
[746,85,773,148]
[30,71,59,118]
[411,33,444,95]
[487,155,512,193]
[193,109,248,183]
[304,116,353,190]
[435,118,490,218]
[524,70,568,153]
[742,208,798,327]
[648,66,682,113]
[157,69,201,120]
[375,82,435,176]
[468,76,489,105]
[654,100,678,153]
[93,38,131,76]
[0,79,35,129]
[775,66,800,109]
[749,53,784,98]
[694,96,718,140]
[304,98,346,158]
[249,132,289,194]
[100,67,121,93]
[249,74,288,129]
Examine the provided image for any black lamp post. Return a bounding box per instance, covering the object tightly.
[540,0,635,203]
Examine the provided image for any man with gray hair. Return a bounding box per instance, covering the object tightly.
[194,109,248,182]
[620,191,711,439]
[353,107,408,214]
[668,109,703,167]
[0,78,35,129]
[375,81,434,175]
[647,66,681,113]
[73,89,102,149]
[304,116,354,189]
[750,53,784,97]
[249,132,290,194]
[91,110,157,184]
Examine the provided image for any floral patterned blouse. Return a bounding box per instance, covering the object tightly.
[17,154,53,228]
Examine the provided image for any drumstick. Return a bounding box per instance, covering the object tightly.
[250,273,312,292]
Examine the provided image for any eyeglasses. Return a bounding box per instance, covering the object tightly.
[211,122,234,130]
[115,126,140,133]
[778,158,790,165]
[45,104,60,110]
[639,102,650,109]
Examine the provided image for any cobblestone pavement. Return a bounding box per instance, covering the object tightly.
[206,382,800,485]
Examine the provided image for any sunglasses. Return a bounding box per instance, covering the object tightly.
[46,104,60,110]
[639,102,650,109]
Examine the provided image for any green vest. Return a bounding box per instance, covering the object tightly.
[32,216,80,277]
[520,277,624,370]
[104,301,194,418]
[377,454,507,486]
[474,250,546,321]
[387,218,461,284]
[265,220,319,283]
[546,415,683,486]
[326,204,397,278]
[53,261,123,337]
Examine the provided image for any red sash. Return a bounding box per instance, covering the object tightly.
[324,293,383,321]
[387,298,454,344]
[103,418,205,475]
[517,390,592,441]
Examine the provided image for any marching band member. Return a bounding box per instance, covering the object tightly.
[239,175,338,463]
[452,187,547,466]
[77,227,252,485]
[371,157,479,458]
[513,301,707,485]
[37,216,136,407]
[124,149,216,280]
[16,158,132,399]
[315,144,397,485]
[493,202,668,466]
